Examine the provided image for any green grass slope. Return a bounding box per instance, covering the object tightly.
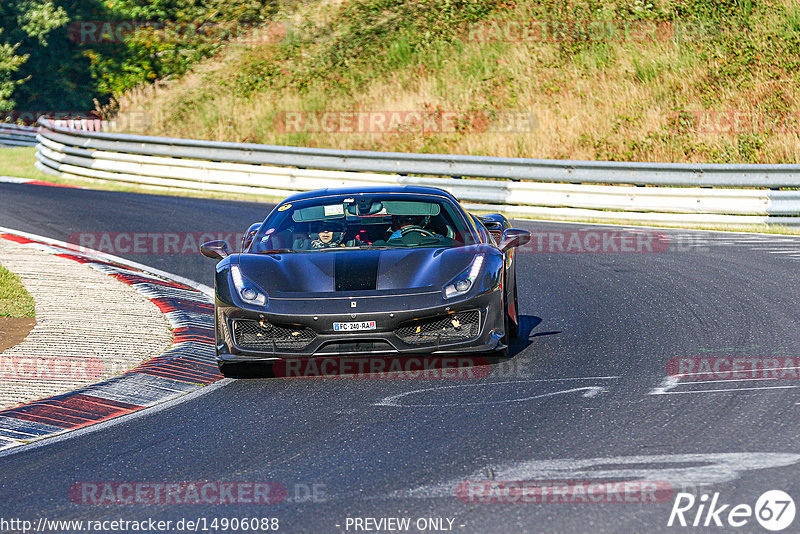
[109,0,800,163]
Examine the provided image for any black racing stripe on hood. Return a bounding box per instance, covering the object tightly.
[335,252,380,291]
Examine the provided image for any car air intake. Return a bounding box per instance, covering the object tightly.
[395,310,481,345]
[232,319,316,350]
[316,341,395,355]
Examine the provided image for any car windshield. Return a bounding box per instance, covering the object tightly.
[250,194,477,253]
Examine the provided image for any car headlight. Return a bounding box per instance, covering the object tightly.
[230,265,268,306]
[443,255,484,299]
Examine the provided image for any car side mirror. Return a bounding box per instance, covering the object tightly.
[498,229,531,253]
[241,222,261,251]
[200,240,230,260]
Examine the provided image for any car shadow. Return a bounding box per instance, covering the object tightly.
[225,314,557,379]
[480,314,558,365]
[511,314,544,354]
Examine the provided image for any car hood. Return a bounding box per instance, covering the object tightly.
[236,246,486,295]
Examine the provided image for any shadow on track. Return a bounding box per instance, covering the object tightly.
[222,315,554,379]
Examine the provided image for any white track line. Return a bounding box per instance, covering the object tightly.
[654,385,797,395]
[674,377,800,384]
[0,176,33,184]
[674,365,800,379]
[375,377,618,407]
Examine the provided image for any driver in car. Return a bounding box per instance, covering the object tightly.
[387,215,435,240]
[311,220,346,249]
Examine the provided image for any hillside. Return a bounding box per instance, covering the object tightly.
[114,0,800,163]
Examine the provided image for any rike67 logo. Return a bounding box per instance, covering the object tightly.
[668,490,795,531]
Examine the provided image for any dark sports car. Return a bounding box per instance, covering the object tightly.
[200,186,530,377]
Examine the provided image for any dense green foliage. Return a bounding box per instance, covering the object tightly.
[0,1,70,111]
[87,0,278,97]
[0,0,277,115]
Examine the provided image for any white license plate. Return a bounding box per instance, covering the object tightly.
[333,321,376,332]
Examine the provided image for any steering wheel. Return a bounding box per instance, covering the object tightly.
[400,225,436,238]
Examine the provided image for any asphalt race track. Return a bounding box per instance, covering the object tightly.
[3,181,800,533]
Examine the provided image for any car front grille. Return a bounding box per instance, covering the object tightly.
[232,319,316,350]
[395,310,481,345]
[316,341,395,355]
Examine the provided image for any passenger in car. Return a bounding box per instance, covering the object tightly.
[310,220,346,249]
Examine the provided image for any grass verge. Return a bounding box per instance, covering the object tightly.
[0,147,51,181]
[0,265,35,317]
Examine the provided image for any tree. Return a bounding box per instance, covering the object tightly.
[87,0,278,95]
[0,38,27,111]
[1,0,278,114]
[0,0,71,113]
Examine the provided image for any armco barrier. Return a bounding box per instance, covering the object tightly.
[2,120,110,147]
[34,117,800,226]
[1,124,38,147]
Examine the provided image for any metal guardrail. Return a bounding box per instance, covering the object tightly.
[0,124,38,147]
[2,120,109,147]
[34,117,800,226]
[49,119,109,131]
